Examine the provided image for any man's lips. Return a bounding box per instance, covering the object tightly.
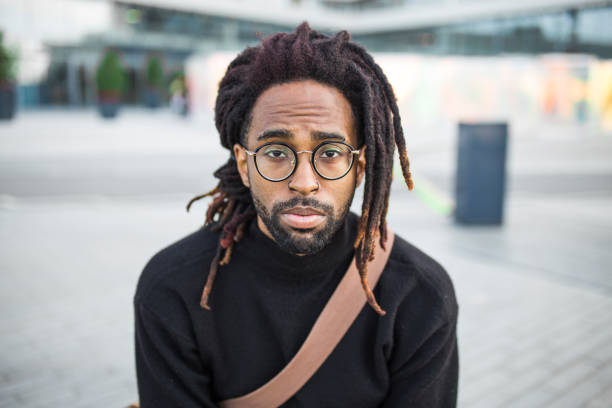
[279,206,326,229]
[281,206,325,216]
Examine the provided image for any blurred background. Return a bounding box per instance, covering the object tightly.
[1,0,611,407]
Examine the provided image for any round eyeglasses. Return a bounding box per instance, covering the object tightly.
[243,141,361,182]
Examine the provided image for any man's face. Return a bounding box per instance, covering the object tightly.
[233,80,366,255]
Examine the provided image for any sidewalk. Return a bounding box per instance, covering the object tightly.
[387,196,612,408]
[1,110,611,407]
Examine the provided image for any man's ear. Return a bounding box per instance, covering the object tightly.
[233,143,250,188]
[355,145,366,187]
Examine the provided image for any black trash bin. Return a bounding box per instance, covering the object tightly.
[454,122,508,225]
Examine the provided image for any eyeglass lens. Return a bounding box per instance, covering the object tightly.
[255,142,354,181]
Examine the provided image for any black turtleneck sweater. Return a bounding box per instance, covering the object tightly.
[134,213,458,407]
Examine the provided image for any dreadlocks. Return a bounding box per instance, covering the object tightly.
[187,22,414,315]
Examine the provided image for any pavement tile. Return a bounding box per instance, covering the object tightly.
[544,376,610,408]
[502,385,557,408]
[582,385,612,408]
[459,371,511,406]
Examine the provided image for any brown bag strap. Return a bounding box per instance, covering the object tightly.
[219,231,395,408]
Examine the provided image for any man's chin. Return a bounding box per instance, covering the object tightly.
[284,237,326,255]
[270,222,331,255]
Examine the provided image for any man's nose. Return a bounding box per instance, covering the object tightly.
[288,153,319,195]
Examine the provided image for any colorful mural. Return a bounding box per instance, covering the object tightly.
[186,52,612,132]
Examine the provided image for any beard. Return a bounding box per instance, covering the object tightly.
[252,194,354,255]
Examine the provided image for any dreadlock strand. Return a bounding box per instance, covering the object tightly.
[361,133,388,262]
[234,222,247,242]
[379,79,414,191]
[399,149,415,190]
[186,185,220,212]
[206,194,227,225]
[354,116,376,250]
[200,243,223,310]
[360,272,386,316]
[219,241,234,265]
[219,199,236,225]
[379,201,389,250]
[364,113,393,260]
[220,230,234,249]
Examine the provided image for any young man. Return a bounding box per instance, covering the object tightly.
[134,23,458,407]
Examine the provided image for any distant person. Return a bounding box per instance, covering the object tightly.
[169,73,188,116]
[134,22,458,407]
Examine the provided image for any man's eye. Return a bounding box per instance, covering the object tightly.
[264,149,288,159]
[319,149,341,159]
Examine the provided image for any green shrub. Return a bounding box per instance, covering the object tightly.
[0,32,17,84]
[146,56,163,88]
[96,50,125,94]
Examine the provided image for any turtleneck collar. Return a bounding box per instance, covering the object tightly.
[234,212,359,282]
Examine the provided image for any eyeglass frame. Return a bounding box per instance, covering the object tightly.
[241,141,362,182]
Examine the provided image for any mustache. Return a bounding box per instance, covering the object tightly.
[271,197,334,215]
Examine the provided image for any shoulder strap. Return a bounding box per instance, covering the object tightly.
[219,231,395,408]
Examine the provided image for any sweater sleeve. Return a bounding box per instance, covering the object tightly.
[135,302,217,408]
[380,245,459,408]
[381,318,458,408]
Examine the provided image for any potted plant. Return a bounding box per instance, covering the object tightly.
[0,32,17,120]
[144,55,163,108]
[95,49,125,118]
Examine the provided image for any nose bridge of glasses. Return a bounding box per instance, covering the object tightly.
[292,149,317,175]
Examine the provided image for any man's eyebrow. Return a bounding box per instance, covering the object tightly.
[313,131,345,141]
[256,129,346,142]
[257,129,292,141]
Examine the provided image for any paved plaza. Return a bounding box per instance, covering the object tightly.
[1,110,611,407]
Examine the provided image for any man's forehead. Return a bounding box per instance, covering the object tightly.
[246,80,356,144]
[252,80,350,114]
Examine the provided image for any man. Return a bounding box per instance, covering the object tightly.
[134,23,458,407]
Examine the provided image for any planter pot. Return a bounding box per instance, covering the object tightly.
[98,101,120,118]
[0,84,17,120]
[97,92,121,119]
[144,89,162,108]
